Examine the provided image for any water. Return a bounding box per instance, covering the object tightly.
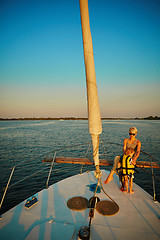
[0,120,160,214]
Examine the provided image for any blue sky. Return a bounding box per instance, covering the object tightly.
[0,0,160,118]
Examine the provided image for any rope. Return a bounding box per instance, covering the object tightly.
[100,179,117,204]
[91,169,118,205]
[80,142,92,174]
[88,175,119,230]
[93,178,100,197]
[88,178,100,230]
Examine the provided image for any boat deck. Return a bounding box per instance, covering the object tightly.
[0,170,160,240]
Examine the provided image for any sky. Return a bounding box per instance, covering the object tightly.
[0,0,160,118]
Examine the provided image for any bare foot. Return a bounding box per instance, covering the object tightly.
[104,175,113,184]
[129,190,135,194]
[122,190,128,193]
[120,186,124,192]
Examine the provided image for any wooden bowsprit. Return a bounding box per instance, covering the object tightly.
[43,157,159,169]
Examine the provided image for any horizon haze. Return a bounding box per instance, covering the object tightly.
[0,0,160,119]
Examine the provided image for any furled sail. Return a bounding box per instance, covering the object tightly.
[79,0,102,175]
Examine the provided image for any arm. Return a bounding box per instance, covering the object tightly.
[132,140,141,164]
[123,139,128,154]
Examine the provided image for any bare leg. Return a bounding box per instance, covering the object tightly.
[123,176,128,193]
[120,175,124,191]
[104,156,120,184]
[129,177,134,194]
[104,171,114,184]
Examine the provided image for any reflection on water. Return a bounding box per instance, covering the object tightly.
[0,120,159,214]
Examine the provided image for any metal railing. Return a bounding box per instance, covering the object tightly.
[136,150,160,202]
[0,141,160,212]
[101,141,160,202]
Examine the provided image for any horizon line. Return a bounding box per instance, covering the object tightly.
[0,116,160,121]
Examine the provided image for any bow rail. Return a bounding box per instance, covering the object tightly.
[0,141,160,213]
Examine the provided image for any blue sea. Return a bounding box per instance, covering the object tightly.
[0,120,160,214]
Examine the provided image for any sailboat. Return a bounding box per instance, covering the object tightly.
[0,0,160,239]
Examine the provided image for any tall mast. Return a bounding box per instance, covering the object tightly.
[79,0,102,176]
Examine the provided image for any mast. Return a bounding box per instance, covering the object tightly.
[79,0,102,177]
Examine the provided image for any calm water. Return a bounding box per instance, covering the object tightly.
[0,120,160,214]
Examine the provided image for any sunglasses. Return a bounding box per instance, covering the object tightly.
[129,133,135,136]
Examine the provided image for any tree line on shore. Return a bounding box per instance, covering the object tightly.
[0,116,159,121]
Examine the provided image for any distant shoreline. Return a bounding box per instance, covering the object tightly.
[0,116,159,121]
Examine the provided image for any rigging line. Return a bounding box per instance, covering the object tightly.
[80,142,92,174]
[93,178,100,197]
[101,141,160,162]
[100,141,108,160]
[50,142,91,155]
[101,141,123,147]
[85,141,92,158]
[9,142,91,170]
[100,179,117,204]
[140,150,160,163]
[5,166,51,191]
[9,153,50,169]
[137,166,160,182]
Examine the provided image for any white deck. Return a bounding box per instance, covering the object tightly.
[0,170,160,240]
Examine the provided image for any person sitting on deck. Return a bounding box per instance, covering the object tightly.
[104,127,141,189]
[121,148,135,193]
